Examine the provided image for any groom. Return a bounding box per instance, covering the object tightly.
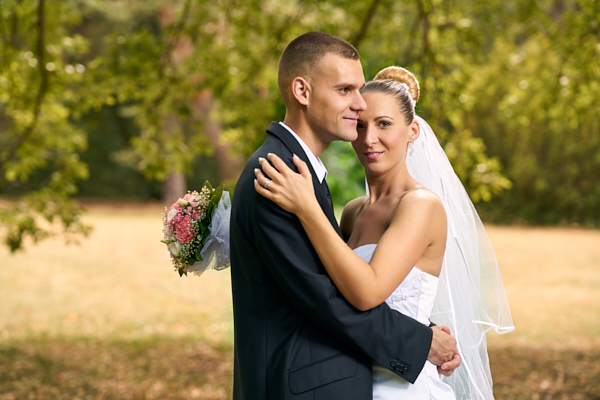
[230,32,459,400]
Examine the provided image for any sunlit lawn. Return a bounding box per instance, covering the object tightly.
[1,204,599,399]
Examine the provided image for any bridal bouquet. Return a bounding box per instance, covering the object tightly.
[161,181,231,277]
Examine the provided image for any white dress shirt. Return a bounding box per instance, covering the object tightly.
[279,122,328,184]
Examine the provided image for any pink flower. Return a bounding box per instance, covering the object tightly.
[190,201,199,208]
[170,202,181,210]
[166,208,179,225]
[183,193,193,201]
[174,215,195,244]
[192,212,199,220]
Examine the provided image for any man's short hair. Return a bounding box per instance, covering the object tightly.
[278,32,360,104]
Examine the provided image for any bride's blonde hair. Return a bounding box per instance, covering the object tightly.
[361,66,419,124]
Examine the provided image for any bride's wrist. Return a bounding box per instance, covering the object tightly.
[297,198,321,222]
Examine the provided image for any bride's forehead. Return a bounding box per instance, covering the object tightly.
[361,93,401,116]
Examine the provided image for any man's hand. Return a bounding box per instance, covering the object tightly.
[428,325,461,377]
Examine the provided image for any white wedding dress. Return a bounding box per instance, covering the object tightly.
[353,244,456,400]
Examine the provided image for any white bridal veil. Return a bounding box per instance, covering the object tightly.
[406,116,515,399]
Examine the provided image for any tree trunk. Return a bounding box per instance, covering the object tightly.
[194,91,244,184]
[162,171,186,206]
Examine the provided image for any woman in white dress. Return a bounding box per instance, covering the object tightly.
[254,66,514,399]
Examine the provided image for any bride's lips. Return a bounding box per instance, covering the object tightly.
[365,151,383,160]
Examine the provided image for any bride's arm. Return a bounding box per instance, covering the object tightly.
[254,153,444,311]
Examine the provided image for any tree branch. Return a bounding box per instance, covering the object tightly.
[402,6,422,65]
[352,0,383,49]
[416,0,430,81]
[415,0,444,129]
[153,0,192,107]
[159,0,192,74]
[0,0,48,184]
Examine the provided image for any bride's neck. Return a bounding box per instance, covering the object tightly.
[366,163,415,203]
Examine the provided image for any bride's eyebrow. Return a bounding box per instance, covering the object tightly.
[374,116,393,120]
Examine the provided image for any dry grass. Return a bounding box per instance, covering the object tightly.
[485,225,600,349]
[0,204,233,342]
[1,205,599,399]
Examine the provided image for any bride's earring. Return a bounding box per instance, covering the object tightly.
[355,154,358,160]
[408,141,415,157]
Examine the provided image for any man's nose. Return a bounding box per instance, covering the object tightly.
[351,91,367,112]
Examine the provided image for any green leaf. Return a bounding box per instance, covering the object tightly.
[204,184,224,220]
[202,180,213,193]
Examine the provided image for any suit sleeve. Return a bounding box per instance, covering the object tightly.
[251,155,432,383]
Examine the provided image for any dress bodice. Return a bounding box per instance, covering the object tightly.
[352,244,439,326]
[352,244,455,400]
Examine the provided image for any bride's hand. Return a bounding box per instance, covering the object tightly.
[254,153,317,217]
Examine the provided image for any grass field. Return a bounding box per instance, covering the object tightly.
[1,204,599,399]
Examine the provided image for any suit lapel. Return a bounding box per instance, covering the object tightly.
[266,122,343,239]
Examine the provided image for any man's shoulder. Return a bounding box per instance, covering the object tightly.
[250,133,293,163]
[233,134,292,208]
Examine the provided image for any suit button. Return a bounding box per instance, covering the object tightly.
[390,360,398,367]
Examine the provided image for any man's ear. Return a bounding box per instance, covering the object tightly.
[291,77,310,106]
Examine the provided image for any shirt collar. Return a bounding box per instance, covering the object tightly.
[279,122,328,183]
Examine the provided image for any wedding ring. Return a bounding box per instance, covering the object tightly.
[263,179,271,188]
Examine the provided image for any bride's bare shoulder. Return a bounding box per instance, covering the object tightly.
[340,196,368,241]
[396,187,446,221]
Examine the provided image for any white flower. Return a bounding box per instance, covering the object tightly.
[167,241,182,257]
[166,208,179,224]
[177,198,190,207]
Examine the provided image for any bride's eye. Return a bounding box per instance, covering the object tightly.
[378,120,391,127]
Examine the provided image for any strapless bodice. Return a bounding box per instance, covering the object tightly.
[353,244,455,400]
[352,244,439,325]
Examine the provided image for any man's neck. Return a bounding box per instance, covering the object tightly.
[282,114,328,158]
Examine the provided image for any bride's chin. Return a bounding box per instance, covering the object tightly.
[363,166,386,178]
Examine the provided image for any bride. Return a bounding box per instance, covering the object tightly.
[254,66,514,399]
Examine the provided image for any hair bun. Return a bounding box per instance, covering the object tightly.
[374,66,420,103]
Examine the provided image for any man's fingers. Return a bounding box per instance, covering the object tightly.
[440,325,451,335]
[437,351,461,376]
[441,352,461,372]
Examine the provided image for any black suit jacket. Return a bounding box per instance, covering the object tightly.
[230,122,432,400]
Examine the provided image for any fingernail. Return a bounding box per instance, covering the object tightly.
[254,168,259,174]
[258,157,264,163]
[293,154,299,159]
[253,179,257,184]
[267,153,273,157]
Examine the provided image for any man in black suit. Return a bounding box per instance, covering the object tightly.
[230,32,460,400]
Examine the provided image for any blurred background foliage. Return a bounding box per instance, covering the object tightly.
[1,0,599,251]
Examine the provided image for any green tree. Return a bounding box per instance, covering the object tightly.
[458,0,600,224]
[5,0,595,253]
[0,0,98,251]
